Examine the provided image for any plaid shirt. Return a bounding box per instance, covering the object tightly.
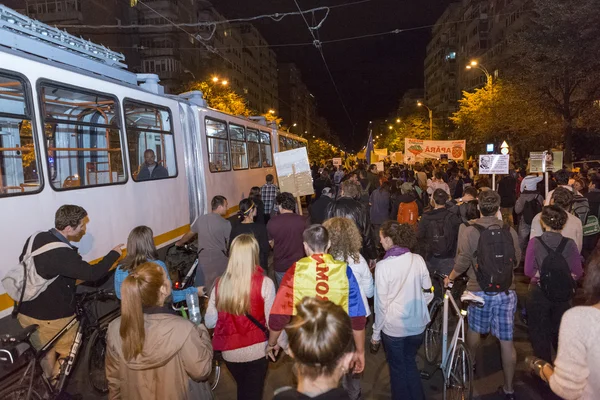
[261,183,279,214]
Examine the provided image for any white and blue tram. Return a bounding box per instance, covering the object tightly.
[0,5,307,317]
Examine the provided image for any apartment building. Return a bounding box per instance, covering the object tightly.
[278,63,318,137]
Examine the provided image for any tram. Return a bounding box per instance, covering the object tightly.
[0,5,307,318]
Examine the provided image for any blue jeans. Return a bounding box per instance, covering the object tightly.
[382,332,425,400]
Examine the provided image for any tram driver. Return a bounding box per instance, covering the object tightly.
[137,149,168,180]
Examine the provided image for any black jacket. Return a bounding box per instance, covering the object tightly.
[417,208,462,259]
[309,195,332,225]
[326,197,377,260]
[137,163,169,180]
[18,230,120,320]
[250,197,266,225]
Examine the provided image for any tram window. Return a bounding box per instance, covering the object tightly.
[124,101,177,181]
[205,118,230,172]
[247,128,261,168]
[40,83,126,190]
[230,123,247,170]
[260,131,273,167]
[279,136,286,152]
[0,74,42,197]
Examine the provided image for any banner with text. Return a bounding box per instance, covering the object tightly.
[529,151,563,173]
[404,138,466,164]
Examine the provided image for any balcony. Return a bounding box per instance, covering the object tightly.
[140,47,179,58]
[29,10,83,24]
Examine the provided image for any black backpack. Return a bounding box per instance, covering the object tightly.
[428,212,456,258]
[522,197,542,225]
[536,237,576,302]
[473,224,516,294]
[571,195,590,226]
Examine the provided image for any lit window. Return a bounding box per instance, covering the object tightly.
[260,131,272,167]
[40,83,126,189]
[124,101,177,181]
[0,74,42,197]
[205,118,230,172]
[230,124,248,170]
[247,128,261,168]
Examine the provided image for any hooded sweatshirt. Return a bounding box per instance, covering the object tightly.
[106,308,213,400]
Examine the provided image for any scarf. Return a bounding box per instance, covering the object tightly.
[383,246,410,259]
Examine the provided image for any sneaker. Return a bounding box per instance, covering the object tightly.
[498,386,516,400]
[461,290,485,307]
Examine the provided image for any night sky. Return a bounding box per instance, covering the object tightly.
[216,0,455,151]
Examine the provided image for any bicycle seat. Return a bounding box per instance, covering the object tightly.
[0,325,38,344]
[460,291,485,307]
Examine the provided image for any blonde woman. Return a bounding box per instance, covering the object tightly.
[114,226,204,302]
[106,262,213,399]
[205,234,276,400]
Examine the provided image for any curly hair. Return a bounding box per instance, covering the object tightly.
[341,180,361,199]
[380,220,417,251]
[322,217,362,264]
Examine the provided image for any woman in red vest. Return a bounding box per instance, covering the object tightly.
[204,233,276,400]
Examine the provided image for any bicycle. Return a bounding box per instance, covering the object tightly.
[0,289,117,399]
[422,273,484,400]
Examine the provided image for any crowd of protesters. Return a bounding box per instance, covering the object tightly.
[14,156,600,400]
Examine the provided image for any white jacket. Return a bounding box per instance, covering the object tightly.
[346,254,374,317]
[372,252,433,341]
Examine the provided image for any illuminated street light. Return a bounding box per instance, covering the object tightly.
[212,76,219,82]
[388,125,393,130]
[417,101,433,140]
[293,123,297,127]
[268,109,275,114]
[396,118,401,123]
[466,60,492,85]
[221,80,228,85]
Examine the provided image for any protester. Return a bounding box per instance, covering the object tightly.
[370,181,391,241]
[446,190,521,400]
[205,234,276,400]
[527,253,600,399]
[418,189,461,275]
[427,170,450,196]
[327,180,378,262]
[394,182,423,227]
[498,173,517,227]
[273,298,356,399]
[249,186,266,225]
[106,262,213,399]
[309,187,334,224]
[545,169,573,205]
[230,199,270,271]
[17,205,122,379]
[261,174,280,223]
[267,192,306,286]
[176,195,231,290]
[531,187,583,253]
[584,175,600,257]
[447,186,480,223]
[525,206,583,363]
[114,226,203,301]
[372,221,433,400]
[367,164,380,194]
[515,177,544,255]
[267,225,367,398]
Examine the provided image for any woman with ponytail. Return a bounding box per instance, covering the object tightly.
[106,262,213,400]
[273,297,355,399]
[229,198,270,270]
[205,234,276,400]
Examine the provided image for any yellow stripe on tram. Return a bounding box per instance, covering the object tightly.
[0,225,191,313]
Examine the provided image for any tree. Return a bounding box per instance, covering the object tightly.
[451,79,562,160]
[182,80,253,117]
[511,0,600,163]
[378,114,441,153]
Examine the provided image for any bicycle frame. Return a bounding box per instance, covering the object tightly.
[440,288,466,382]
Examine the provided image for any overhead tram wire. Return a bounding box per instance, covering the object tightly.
[292,0,355,137]
[131,0,339,143]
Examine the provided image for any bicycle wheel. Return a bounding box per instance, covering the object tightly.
[444,342,473,400]
[424,298,443,364]
[84,325,110,394]
[208,359,221,391]
[0,384,43,400]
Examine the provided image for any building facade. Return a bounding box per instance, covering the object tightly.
[278,63,317,137]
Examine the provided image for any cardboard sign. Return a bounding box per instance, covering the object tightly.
[478,154,509,175]
[404,138,466,164]
[530,151,563,173]
[375,162,384,172]
[273,147,314,197]
[332,158,342,167]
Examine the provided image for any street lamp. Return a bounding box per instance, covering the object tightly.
[396,118,401,123]
[286,123,298,133]
[466,60,492,85]
[268,109,275,115]
[221,80,228,86]
[417,101,433,140]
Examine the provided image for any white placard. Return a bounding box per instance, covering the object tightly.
[478,154,509,175]
[332,157,342,167]
[375,162,384,172]
[273,147,314,197]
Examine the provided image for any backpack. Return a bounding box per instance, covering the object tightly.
[536,237,576,302]
[428,212,456,258]
[583,205,600,237]
[2,232,72,311]
[397,201,419,227]
[472,224,516,294]
[571,195,590,227]
[522,196,542,225]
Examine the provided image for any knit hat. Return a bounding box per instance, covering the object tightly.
[521,175,543,192]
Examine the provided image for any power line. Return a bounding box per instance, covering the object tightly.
[132,0,338,140]
[292,0,355,136]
